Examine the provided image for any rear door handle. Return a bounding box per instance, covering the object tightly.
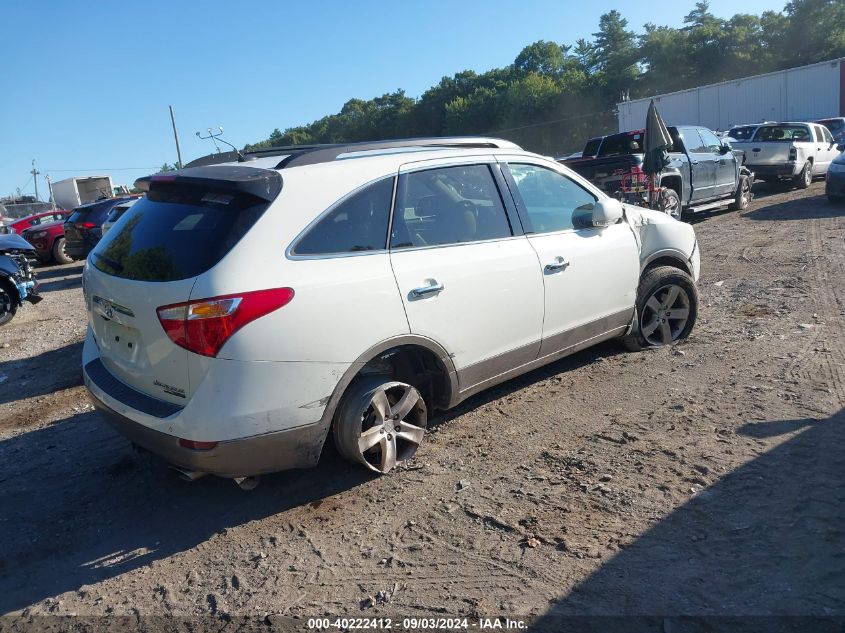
[545,257,570,273]
[411,281,444,297]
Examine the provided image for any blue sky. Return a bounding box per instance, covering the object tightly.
[1,0,785,201]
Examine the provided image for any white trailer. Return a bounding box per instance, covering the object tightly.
[617,58,845,133]
[51,176,114,211]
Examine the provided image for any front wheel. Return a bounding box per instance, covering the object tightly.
[622,266,698,351]
[0,283,18,326]
[333,378,428,474]
[794,161,812,189]
[729,175,751,211]
[657,188,682,219]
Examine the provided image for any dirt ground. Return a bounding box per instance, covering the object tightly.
[0,181,843,631]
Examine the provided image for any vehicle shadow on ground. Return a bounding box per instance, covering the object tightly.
[0,339,631,614]
[32,263,83,280]
[0,341,84,405]
[36,275,82,294]
[0,411,375,614]
[526,408,845,632]
[743,194,843,221]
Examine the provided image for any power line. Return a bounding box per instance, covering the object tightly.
[43,167,159,172]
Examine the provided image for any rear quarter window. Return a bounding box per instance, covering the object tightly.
[92,186,269,281]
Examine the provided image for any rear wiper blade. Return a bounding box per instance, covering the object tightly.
[93,252,123,272]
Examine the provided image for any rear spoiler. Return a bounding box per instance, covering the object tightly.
[134,165,282,202]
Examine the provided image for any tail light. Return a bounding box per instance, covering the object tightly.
[76,221,96,229]
[178,439,218,450]
[157,287,294,357]
[788,147,797,161]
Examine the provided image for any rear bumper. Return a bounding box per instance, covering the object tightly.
[750,163,798,178]
[91,397,326,478]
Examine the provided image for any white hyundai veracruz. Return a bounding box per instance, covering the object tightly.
[82,137,700,487]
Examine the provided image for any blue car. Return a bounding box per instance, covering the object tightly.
[826,150,845,203]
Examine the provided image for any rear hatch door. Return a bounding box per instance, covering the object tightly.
[84,167,281,404]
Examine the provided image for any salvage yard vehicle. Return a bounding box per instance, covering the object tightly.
[101,198,139,236]
[816,117,845,145]
[564,126,753,219]
[0,210,68,235]
[826,150,845,203]
[730,122,839,188]
[82,137,701,486]
[21,218,74,264]
[64,197,134,260]
[0,233,42,325]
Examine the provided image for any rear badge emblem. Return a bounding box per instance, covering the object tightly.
[154,380,186,398]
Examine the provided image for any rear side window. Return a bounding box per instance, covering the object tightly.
[598,132,644,157]
[390,164,512,249]
[293,177,393,255]
[582,138,602,156]
[92,186,269,282]
[728,126,756,140]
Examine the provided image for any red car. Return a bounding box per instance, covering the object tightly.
[0,210,69,235]
[21,218,74,264]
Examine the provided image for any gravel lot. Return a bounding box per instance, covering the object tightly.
[0,181,843,630]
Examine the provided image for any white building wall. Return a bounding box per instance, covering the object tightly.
[617,58,843,132]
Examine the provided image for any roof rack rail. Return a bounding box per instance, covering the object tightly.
[242,137,521,169]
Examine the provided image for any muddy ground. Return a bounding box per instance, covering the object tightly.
[0,181,843,631]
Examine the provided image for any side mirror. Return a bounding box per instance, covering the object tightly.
[592,198,623,228]
[837,143,845,152]
[719,143,732,154]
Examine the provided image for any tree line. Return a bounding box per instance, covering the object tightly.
[244,0,845,156]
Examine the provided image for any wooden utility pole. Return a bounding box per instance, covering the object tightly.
[169,106,183,169]
[30,159,40,201]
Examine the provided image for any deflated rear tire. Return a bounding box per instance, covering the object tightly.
[333,377,427,475]
[622,266,698,351]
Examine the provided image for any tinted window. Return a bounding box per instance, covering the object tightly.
[391,164,511,249]
[699,129,722,153]
[753,125,811,141]
[294,178,393,255]
[582,138,602,156]
[728,126,756,140]
[92,186,269,282]
[508,164,597,233]
[598,132,644,157]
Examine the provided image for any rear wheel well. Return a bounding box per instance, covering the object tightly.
[355,344,451,412]
[643,255,690,276]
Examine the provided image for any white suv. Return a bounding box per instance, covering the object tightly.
[82,138,700,485]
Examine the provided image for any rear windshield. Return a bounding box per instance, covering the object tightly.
[597,132,644,157]
[91,186,269,282]
[68,201,119,225]
[728,126,756,140]
[752,125,811,142]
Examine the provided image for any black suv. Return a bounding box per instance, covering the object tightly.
[64,198,133,260]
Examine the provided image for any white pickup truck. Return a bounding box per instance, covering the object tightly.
[730,122,840,188]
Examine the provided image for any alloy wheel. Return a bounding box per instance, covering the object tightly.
[352,382,427,474]
[640,284,691,346]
